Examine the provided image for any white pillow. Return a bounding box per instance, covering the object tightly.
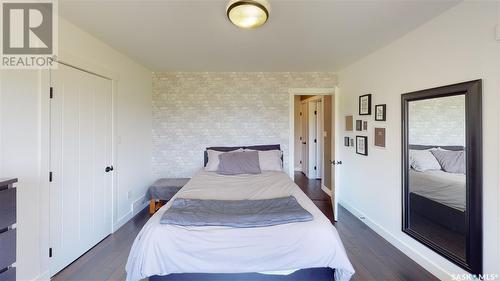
[245,149,283,171]
[409,149,441,172]
[205,149,243,171]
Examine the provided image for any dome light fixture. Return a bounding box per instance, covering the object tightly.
[226,0,270,29]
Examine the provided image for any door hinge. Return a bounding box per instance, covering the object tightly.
[314,110,317,115]
[49,172,53,182]
[50,87,53,99]
[49,248,53,258]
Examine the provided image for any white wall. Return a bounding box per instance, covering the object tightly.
[0,18,152,281]
[337,1,499,279]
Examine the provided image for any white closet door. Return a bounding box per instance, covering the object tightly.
[316,99,322,178]
[301,102,309,175]
[308,101,318,178]
[49,64,113,275]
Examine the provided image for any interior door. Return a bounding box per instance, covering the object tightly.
[308,101,318,178]
[323,96,332,192]
[49,64,113,275]
[333,93,339,221]
[301,102,309,176]
[316,99,322,178]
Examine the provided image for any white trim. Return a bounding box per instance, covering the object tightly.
[113,210,133,232]
[30,270,50,281]
[133,195,149,216]
[495,24,500,41]
[289,87,338,95]
[339,201,454,280]
[321,184,332,197]
[113,195,148,232]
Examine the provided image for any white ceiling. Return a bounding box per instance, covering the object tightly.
[59,0,459,72]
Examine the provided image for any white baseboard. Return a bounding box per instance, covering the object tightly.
[31,270,49,281]
[321,184,332,197]
[113,210,133,232]
[132,194,149,216]
[339,200,455,280]
[113,195,148,232]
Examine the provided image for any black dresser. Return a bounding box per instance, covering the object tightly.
[0,178,17,281]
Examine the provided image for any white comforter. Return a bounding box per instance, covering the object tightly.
[125,171,355,281]
[409,169,466,211]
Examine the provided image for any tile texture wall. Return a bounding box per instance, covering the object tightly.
[409,95,465,146]
[152,72,336,178]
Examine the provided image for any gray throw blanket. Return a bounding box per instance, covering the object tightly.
[160,196,313,228]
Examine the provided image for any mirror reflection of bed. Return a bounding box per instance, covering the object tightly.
[407,95,466,260]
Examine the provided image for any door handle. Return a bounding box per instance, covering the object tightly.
[302,142,306,144]
[330,160,342,165]
[105,166,114,172]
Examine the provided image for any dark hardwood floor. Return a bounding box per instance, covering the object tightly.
[52,173,438,281]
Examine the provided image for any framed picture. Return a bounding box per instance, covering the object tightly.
[359,94,372,115]
[356,136,368,156]
[363,121,368,131]
[345,115,353,131]
[356,120,362,131]
[374,127,386,148]
[350,138,354,147]
[344,137,350,147]
[375,104,386,121]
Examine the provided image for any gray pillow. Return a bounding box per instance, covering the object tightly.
[217,151,261,175]
[430,149,466,174]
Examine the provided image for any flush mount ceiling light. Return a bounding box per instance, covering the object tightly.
[226,0,270,29]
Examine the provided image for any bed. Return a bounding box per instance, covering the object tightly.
[408,145,466,234]
[126,145,354,281]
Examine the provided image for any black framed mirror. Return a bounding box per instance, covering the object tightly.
[401,80,482,274]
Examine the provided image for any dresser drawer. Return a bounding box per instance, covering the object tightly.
[0,188,16,230]
[0,229,16,270]
[0,267,15,281]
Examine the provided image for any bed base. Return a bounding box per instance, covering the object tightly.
[410,192,465,234]
[150,268,335,281]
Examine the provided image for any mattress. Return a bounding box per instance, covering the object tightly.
[126,170,355,281]
[409,169,466,211]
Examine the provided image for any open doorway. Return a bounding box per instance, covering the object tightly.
[293,94,334,197]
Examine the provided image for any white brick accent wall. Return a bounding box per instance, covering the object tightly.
[152,72,336,178]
